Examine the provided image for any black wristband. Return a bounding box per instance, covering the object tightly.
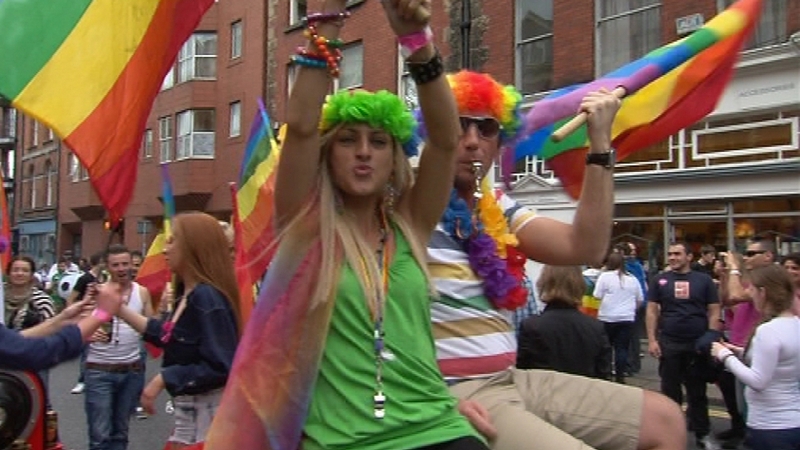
[407,49,444,85]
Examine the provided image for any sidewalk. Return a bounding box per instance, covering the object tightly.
[627,343,726,409]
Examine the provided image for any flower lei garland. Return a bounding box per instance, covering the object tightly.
[442,184,529,310]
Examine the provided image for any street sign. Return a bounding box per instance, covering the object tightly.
[676,13,704,36]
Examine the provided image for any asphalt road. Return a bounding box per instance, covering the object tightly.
[41,351,740,450]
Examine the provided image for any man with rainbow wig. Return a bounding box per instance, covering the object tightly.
[424,71,687,450]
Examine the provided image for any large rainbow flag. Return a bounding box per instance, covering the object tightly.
[232,100,282,323]
[0,0,214,222]
[513,0,762,198]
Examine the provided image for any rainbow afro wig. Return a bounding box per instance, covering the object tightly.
[319,89,421,157]
[415,70,523,144]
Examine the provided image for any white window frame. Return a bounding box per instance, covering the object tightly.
[159,116,173,163]
[32,121,38,147]
[177,33,217,83]
[718,0,786,50]
[289,0,307,25]
[30,167,37,209]
[46,127,54,141]
[45,161,55,206]
[338,42,364,91]
[397,47,419,110]
[68,153,80,182]
[287,63,298,98]
[143,129,153,159]
[161,66,175,91]
[176,109,216,160]
[231,20,243,59]
[515,0,554,95]
[229,102,242,138]
[595,0,662,77]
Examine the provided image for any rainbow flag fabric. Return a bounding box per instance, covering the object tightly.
[136,163,175,311]
[232,100,282,323]
[0,0,214,222]
[513,0,762,198]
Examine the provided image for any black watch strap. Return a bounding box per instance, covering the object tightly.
[586,149,615,169]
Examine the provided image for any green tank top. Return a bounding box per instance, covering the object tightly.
[303,228,479,449]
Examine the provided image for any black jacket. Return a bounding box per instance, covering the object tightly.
[517,303,611,380]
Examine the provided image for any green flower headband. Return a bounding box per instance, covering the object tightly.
[319,90,421,156]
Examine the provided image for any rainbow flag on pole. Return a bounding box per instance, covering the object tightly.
[232,99,282,323]
[0,0,214,222]
[136,164,175,310]
[513,0,762,198]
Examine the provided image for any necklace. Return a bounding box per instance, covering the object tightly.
[361,212,390,420]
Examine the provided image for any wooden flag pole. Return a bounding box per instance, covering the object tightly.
[550,86,627,142]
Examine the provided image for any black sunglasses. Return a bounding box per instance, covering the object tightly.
[744,250,767,257]
[459,116,502,139]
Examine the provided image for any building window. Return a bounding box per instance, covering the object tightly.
[597,0,661,76]
[45,160,55,206]
[290,0,307,25]
[159,117,173,162]
[229,102,242,137]
[28,165,36,209]
[46,127,54,142]
[287,63,298,98]
[721,0,786,49]
[516,0,553,95]
[176,109,216,159]
[338,42,364,90]
[398,50,419,110]
[231,20,243,59]
[68,153,80,182]
[142,129,153,159]
[161,66,175,91]
[177,33,217,83]
[32,120,39,147]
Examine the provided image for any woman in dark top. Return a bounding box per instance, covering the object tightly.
[117,212,240,449]
[2,284,123,371]
[517,265,612,380]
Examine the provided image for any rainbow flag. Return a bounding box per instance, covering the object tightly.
[513,0,762,198]
[232,100,282,323]
[135,164,175,312]
[0,0,214,222]
[0,179,11,270]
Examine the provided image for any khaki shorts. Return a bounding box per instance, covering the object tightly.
[169,388,224,445]
[450,368,643,450]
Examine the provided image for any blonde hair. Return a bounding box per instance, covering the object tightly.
[273,125,433,314]
[536,265,585,308]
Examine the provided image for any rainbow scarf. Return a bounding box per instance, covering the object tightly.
[513,0,762,198]
[0,0,214,222]
[203,235,334,450]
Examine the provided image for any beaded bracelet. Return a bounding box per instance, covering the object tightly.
[304,11,350,25]
[407,49,444,85]
[291,54,329,69]
[305,24,341,77]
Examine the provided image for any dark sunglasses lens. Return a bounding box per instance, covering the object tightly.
[460,117,500,138]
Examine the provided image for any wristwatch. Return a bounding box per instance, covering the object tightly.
[586,149,615,169]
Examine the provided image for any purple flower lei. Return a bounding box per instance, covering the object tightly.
[443,190,518,305]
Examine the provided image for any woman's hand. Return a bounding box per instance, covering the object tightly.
[141,374,166,416]
[457,399,497,440]
[381,0,430,37]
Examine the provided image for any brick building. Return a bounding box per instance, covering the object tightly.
[44,0,800,262]
[0,99,18,256]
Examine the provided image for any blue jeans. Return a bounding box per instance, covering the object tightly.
[747,427,800,450]
[84,367,144,450]
[603,321,634,381]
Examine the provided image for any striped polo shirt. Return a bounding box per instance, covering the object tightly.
[429,191,537,382]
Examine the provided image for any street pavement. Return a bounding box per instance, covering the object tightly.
[44,347,740,450]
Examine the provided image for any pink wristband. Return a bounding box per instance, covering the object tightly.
[92,308,113,322]
[399,26,433,58]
